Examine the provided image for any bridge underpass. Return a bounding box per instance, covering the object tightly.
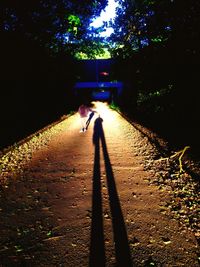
[74,81,124,102]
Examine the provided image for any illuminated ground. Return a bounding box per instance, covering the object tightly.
[0,102,199,266]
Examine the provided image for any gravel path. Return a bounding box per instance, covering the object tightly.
[0,102,199,266]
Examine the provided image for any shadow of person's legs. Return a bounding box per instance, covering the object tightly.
[89,117,106,267]
[100,119,133,267]
[90,117,133,266]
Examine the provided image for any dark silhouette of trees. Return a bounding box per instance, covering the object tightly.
[109,0,200,149]
[1,0,108,55]
[0,0,108,149]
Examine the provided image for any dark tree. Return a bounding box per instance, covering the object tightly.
[0,0,108,149]
[109,0,200,148]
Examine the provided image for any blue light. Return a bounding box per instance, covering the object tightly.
[141,38,149,47]
[165,26,172,31]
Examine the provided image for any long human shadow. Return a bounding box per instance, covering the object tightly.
[89,116,133,267]
[89,116,106,267]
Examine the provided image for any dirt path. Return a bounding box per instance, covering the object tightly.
[0,102,199,266]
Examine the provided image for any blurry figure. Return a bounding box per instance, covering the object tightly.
[78,104,90,132]
[78,104,97,132]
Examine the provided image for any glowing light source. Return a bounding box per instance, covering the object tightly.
[100,72,109,76]
[93,102,115,122]
[90,0,119,37]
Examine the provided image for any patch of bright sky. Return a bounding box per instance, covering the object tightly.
[90,0,119,37]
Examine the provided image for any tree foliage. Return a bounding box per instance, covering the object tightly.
[1,0,108,55]
[109,0,200,149]
[110,0,200,58]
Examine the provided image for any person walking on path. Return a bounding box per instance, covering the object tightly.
[78,104,97,132]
